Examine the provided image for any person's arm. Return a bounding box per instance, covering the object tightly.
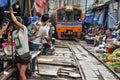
[28,35,36,40]
[7,31,11,43]
[0,29,3,36]
[9,7,24,30]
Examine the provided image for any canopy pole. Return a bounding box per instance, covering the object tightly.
[28,0,32,23]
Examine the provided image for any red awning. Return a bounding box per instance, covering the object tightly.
[35,0,46,13]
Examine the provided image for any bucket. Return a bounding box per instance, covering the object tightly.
[107,47,113,54]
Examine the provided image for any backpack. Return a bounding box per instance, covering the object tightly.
[27,22,40,36]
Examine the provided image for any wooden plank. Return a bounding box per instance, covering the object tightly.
[79,61,90,70]
[37,61,74,67]
[86,77,99,80]
[76,54,83,60]
[96,65,108,71]
[99,70,117,80]
[83,70,98,78]
[38,65,61,76]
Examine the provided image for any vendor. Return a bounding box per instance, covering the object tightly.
[0,19,10,48]
[102,28,114,44]
[116,29,120,41]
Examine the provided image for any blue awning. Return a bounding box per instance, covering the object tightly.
[0,0,16,7]
[84,11,94,24]
[107,12,117,29]
[98,9,105,25]
[93,12,100,24]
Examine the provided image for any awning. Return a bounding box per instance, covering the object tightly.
[98,9,105,25]
[93,11,100,24]
[107,12,117,29]
[35,0,47,14]
[84,11,94,24]
[0,0,17,7]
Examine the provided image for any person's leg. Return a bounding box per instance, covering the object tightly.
[44,43,50,55]
[29,43,39,73]
[19,64,28,80]
[32,57,36,73]
[16,63,21,70]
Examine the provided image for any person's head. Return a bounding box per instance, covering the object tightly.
[7,21,15,31]
[1,18,10,32]
[41,14,49,26]
[46,19,52,26]
[106,28,112,35]
[36,12,41,19]
[15,16,23,30]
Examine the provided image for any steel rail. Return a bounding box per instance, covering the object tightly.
[0,66,17,80]
[74,38,120,80]
[66,41,86,80]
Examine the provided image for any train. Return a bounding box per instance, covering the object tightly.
[55,6,83,39]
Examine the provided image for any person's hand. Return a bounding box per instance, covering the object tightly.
[46,22,51,26]
[0,29,3,36]
[9,7,13,14]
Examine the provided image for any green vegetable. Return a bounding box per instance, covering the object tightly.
[100,54,109,58]
[111,62,120,68]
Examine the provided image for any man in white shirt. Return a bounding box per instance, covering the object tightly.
[28,14,49,75]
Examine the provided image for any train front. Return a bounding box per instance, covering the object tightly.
[56,6,82,39]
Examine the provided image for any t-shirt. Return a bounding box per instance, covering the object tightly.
[29,26,47,44]
[44,25,50,37]
[12,26,29,55]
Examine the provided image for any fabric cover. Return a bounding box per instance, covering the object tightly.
[107,12,117,29]
[84,11,94,24]
[0,0,16,7]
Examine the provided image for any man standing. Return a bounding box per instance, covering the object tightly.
[28,14,49,76]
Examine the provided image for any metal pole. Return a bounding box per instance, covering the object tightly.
[118,0,120,21]
[85,0,87,13]
[10,0,14,67]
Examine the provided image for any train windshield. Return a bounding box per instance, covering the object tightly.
[58,9,81,22]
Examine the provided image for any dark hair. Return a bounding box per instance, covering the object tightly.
[2,18,10,24]
[16,16,23,24]
[41,14,49,22]
[107,28,112,32]
[36,12,41,18]
[0,7,6,28]
[8,21,14,27]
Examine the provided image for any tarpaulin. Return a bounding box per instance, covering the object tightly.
[93,11,100,24]
[35,0,46,14]
[107,12,117,29]
[84,11,94,24]
[0,0,16,7]
[98,9,105,25]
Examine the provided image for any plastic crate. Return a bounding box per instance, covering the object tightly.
[86,40,94,44]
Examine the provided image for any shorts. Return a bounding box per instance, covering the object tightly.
[15,53,31,65]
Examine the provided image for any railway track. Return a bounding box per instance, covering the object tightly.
[66,41,86,80]
[0,39,120,80]
[76,39,120,80]
[35,39,119,80]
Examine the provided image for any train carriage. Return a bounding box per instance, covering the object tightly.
[56,6,82,39]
